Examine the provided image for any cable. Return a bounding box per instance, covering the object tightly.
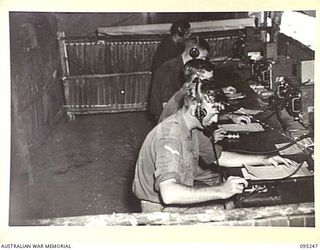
[222,100,312,155]
[243,94,292,122]
[223,101,298,142]
[250,99,282,119]
[232,132,310,155]
[300,79,311,86]
[255,110,276,122]
[207,131,227,209]
[281,161,305,179]
[213,55,233,67]
[209,134,224,184]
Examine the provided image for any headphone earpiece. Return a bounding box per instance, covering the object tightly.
[189,47,200,59]
[176,26,186,37]
[194,78,207,123]
[195,103,207,122]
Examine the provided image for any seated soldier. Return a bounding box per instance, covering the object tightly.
[132,77,294,213]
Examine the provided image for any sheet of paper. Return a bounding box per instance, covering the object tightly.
[275,137,313,155]
[275,142,304,155]
[226,93,245,100]
[235,107,263,115]
[241,161,312,180]
[218,123,264,132]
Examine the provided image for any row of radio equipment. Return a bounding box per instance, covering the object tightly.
[249,58,313,129]
[251,59,314,129]
[233,27,278,61]
[232,27,314,128]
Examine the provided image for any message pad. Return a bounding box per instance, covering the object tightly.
[275,137,314,155]
[242,161,312,180]
[226,93,245,100]
[218,123,264,132]
[235,107,263,115]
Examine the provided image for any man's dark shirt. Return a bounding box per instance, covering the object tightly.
[148,56,185,119]
[151,38,184,75]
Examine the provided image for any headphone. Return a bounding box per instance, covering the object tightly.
[194,77,207,123]
[176,25,187,37]
[189,36,200,59]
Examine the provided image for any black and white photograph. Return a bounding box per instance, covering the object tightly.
[1,0,319,248]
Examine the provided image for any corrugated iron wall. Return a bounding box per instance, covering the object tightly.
[278,33,314,61]
[60,31,239,118]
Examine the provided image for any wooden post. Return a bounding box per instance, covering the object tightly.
[57,32,71,119]
[11,80,34,185]
[57,32,70,77]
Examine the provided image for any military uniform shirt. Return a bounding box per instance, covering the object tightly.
[132,110,222,204]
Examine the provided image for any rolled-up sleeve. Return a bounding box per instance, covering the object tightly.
[154,137,181,191]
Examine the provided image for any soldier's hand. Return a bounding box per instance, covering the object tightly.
[213,128,227,143]
[221,176,248,199]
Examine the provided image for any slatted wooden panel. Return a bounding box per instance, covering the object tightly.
[63,72,151,118]
[206,36,238,58]
[65,40,160,75]
[64,36,238,76]
[58,31,239,117]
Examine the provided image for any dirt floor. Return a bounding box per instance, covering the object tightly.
[9,107,311,225]
[9,111,154,224]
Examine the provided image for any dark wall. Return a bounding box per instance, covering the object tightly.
[55,12,149,36]
[147,12,248,24]
[10,12,65,173]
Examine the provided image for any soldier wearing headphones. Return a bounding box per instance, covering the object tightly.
[148,36,210,124]
[159,59,251,142]
[151,20,191,76]
[133,76,294,213]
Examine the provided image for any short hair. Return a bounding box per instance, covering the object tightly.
[184,78,227,108]
[183,36,210,54]
[184,59,215,82]
[170,20,191,36]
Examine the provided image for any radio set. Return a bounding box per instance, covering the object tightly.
[250,59,272,87]
[268,78,302,122]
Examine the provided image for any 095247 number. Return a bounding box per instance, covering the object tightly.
[300,244,318,248]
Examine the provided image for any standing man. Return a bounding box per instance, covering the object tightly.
[133,77,294,212]
[151,20,191,75]
[148,36,210,123]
